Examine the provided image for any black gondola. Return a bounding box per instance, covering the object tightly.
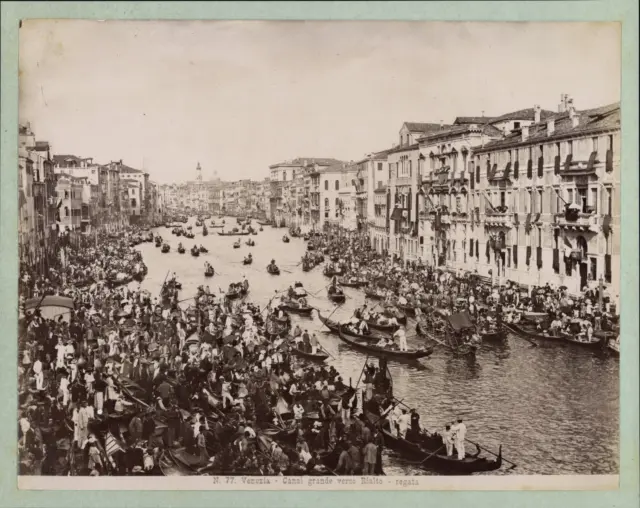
[289,344,328,362]
[280,299,314,315]
[218,231,250,236]
[199,246,208,253]
[338,326,433,360]
[233,241,241,249]
[243,256,253,265]
[267,265,280,275]
[368,415,502,475]
[190,247,200,257]
[204,267,214,277]
[161,244,170,253]
[282,236,290,243]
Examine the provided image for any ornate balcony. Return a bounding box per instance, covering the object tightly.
[554,211,601,233]
[484,206,513,228]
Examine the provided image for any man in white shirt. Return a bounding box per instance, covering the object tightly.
[451,419,467,459]
[394,328,408,352]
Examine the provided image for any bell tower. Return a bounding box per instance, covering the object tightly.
[196,162,202,183]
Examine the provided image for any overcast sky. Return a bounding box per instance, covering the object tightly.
[19,20,620,184]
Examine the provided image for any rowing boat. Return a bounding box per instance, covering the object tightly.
[338,326,433,360]
[289,344,329,362]
[367,416,502,474]
[315,311,389,342]
[503,322,565,342]
[280,299,314,315]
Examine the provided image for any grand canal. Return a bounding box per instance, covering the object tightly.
[133,217,619,475]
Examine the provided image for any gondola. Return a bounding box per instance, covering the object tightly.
[243,256,253,265]
[370,419,502,475]
[323,267,343,277]
[364,289,385,300]
[202,225,208,237]
[282,236,290,243]
[338,326,433,360]
[195,221,203,227]
[190,247,200,257]
[289,344,329,362]
[353,309,400,333]
[315,311,387,342]
[559,331,603,349]
[327,289,346,304]
[218,231,250,236]
[267,265,281,275]
[204,267,214,277]
[381,306,407,325]
[338,278,366,288]
[257,220,271,226]
[177,246,186,254]
[233,241,241,249]
[209,224,224,228]
[503,322,565,343]
[280,299,314,316]
[161,244,170,253]
[246,240,255,246]
[226,280,249,299]
[480,327,507,342]
[199,246,208,253]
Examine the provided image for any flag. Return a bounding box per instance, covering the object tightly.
[105,432,123,456]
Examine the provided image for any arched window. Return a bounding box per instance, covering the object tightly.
[324,180,328,191]
[324,198,329,218]
[64,207,69,217]
[335,180,339,191]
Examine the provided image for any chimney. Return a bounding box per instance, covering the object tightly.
[569,104,579,127]
[440,120,444,129]
[522,125,530,141]
[481,110,485,118]
[546,118,555,136]
[534,105,541,123]
[558,93,569,113]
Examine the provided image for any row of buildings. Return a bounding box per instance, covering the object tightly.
[268,94,620,296]
[158,163,271,219]
[18,123,166,271]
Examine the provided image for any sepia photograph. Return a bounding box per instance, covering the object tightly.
[15,19,622,488]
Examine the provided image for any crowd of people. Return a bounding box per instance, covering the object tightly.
[17,228,390,477]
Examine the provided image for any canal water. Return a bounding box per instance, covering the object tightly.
[133,217,619,475]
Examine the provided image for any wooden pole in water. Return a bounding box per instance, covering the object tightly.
[598,276,603,313]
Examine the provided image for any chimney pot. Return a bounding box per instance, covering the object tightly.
[522,125,530,141]
[440,120,444,128]
[534,105,541,123]
[546,118,555,136]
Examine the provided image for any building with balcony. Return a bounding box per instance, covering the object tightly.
[417,120,503,268]
[470,95,620,296]
[268,158,343,227]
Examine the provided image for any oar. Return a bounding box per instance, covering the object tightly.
[315,305,341,332]
[418,445,445,465]
[464,439,515,469]
[370,397,406,427]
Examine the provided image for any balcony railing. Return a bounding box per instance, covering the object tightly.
[484,213,513,228]
[554,211,601,232]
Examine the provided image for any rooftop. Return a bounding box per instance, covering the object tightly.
[269,157,344,169]
[418,123,503,143]
[474,102,620,153]
[453,116,496,125]
[488,107,556,124]
[403,122,447,134]
[120,164,145,174]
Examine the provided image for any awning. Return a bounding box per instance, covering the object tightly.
[447,311,474,331]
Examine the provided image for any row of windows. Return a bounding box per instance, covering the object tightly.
[480,134,614,167]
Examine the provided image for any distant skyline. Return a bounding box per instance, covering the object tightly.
[19,20,620,184]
